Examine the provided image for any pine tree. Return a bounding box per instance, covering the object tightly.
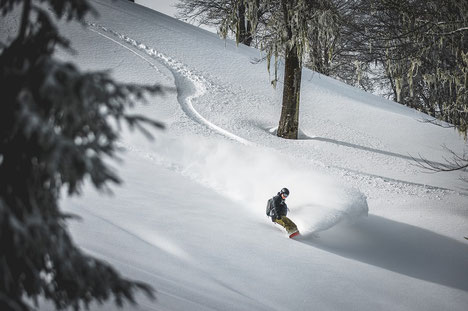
[0,0,163,310]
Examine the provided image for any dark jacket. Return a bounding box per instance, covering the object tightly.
[269,193,288,220]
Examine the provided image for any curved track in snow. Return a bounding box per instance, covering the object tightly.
[85,23,463,198]
[87,23,253,146]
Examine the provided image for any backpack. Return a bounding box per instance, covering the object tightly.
[266,198,273,216]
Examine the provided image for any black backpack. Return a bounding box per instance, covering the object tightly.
[266,198,273,216]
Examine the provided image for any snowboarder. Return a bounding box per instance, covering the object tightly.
[266,188,299,238]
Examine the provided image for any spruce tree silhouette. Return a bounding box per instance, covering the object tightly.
[0,1,164,310]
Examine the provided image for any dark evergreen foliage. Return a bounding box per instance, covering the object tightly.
[0,0,163,310]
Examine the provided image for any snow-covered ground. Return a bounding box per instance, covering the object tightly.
[136,0,178,20]
[2,0,468,310]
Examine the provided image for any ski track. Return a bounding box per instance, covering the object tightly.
[85,23,463,199]
[87,23,253,146]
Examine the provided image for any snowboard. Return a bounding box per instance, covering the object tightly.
[273,222,300,238]
[289,230,300,238]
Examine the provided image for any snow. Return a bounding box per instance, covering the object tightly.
[2,0,467,310]
[136,0,178,21]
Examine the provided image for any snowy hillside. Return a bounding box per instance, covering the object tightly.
[2,0,467,310]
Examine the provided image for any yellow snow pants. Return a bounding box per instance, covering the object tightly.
[274,216,298,234]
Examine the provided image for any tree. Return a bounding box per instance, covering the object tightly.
[341,0,468,135]
[176,0,259,46]
[310,0,381,92]
[244,0,339,139]
[0,0,163,310]
[334,0,468,175]
[186,0,339,139]
[177,1,340,139]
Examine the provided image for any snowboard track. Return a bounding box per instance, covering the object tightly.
[86,23,464,198]
[87,23,253,146]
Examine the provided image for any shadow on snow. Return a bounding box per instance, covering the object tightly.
[298,215,468,292]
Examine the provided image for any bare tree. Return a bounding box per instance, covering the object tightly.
[340,0,468,135]
[212,0,339,139]
[176,0,259,46]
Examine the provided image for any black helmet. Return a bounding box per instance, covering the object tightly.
[280,188,289,197]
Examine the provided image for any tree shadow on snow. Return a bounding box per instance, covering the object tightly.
[298,215,468,291]
[252,119,448,169]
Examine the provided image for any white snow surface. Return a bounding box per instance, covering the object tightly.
[2,0,468,310]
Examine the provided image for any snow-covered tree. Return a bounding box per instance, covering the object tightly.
[0,0,163,310]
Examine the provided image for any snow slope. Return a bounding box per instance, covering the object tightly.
[2,0,468,310]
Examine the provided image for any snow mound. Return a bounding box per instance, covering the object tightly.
[125,133,368,234]
[292,186,368,234]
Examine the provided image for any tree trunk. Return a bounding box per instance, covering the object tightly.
[238,2,252,46]
[18,0,31,41]
[278,44,301,139]
[244,20,253,46]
